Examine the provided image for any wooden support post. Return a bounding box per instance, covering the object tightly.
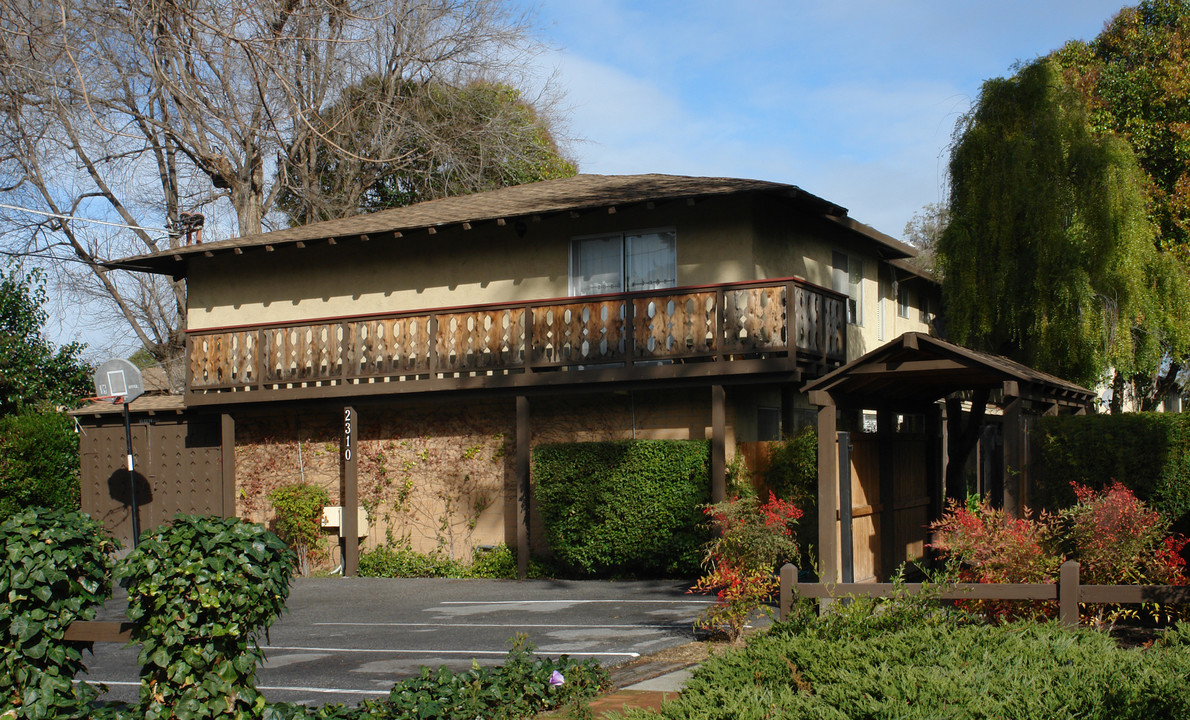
[781,384,796,438]
[712,385,726,503]
[779,563,796,621]
[1059,560,1080,627]
[877,407,896,580]
[342,406,359,576]
[817,401,839,584]
[926,403,943,523]
[516,396,531,579]
[220,414,236,518]
[1002,391,1023,516]
[839,431,854,584]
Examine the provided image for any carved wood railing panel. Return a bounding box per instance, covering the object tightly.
[189,329,257,388]
[344,316,432,378]
[186,278,848,392]
[722,285,786,354]
[633,292,717,360]
[530,300,625,366]
[436,308,527,372]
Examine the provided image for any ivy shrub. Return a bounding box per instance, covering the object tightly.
[1032,413,1190,533]
[0,507,115,720]
[268,482,330,576]
[117,515,293,720]
[0,412,81,517]
[534,440,711,577]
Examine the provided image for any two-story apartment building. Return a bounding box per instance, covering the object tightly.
[80,174,938,570]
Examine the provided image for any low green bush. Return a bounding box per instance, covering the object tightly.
[358,545,467,578]
[1032,413,1190,533]
[269,482,330,576]
[0,412,81,516]
[117,515,293,720]
[534,440,711,577]
[619,597,1190,720]
[0,507,115,720]
[358,543,522,579]
[264,637,608,720]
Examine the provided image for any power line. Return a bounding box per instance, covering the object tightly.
[0,201,175,235]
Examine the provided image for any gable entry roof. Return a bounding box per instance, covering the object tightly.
[106,173,922,277]
[803,332,1094,410]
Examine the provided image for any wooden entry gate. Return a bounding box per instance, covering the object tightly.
[838,433,931,583]
[78,415,232,548]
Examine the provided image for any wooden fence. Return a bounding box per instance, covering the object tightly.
[778,561,1190,627]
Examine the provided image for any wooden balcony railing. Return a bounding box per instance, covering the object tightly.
[185,278,846,398]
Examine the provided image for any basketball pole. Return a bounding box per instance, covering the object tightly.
[123,399,140,546]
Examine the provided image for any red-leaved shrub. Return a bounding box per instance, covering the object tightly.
[691,493,801,641]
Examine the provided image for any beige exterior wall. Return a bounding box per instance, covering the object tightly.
[188,196,762,330]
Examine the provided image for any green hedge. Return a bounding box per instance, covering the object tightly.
[1031,413,1190,532]
[534,439,711,577]
[0,412,80,516]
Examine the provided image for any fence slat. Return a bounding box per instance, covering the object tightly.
[778,560,1190,628]
[62,620,135,643]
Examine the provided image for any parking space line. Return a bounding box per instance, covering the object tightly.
[313,622,685,629]
[262,645,640,658]
[439,599,712,605]
[83,680,390,696]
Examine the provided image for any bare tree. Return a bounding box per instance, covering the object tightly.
[0,0,556,382]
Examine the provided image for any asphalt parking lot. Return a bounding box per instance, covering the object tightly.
[83,577,712,707]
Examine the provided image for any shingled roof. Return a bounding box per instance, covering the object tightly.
[804,332,1094,409]
[108,173,917,275]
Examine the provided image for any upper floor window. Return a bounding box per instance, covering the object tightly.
[920,294,931,325]
[897,283,911,319]
[570,229,676,296]
[832,251,863,325]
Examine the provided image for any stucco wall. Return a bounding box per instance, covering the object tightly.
[188,196,762,330]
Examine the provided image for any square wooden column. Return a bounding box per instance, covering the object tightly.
[1002,383,1023,516]
[812,393,839,584]
[711,385,726,503]
[341,406,359,576]
[516,396,530,579]
[220,413,236,519]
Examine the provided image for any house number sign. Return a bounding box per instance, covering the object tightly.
[343,407,355,461]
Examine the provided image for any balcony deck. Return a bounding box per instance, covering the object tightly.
[184,278,847,406]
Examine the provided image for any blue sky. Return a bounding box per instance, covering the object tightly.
[526,0,1132,237]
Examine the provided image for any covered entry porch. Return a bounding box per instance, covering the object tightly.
[804,332,1094,583]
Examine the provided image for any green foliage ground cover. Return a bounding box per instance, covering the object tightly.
[618,597,1190,720]
[534,440,711,577]
[358,543,523,579]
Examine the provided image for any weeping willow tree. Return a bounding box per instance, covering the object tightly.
[939,59,1190,397]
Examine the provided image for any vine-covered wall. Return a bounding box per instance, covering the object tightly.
[232,389,735,569]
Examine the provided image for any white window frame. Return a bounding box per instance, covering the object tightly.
[833,251,864,326]
[569,228,677,297]
[897,283,911,319]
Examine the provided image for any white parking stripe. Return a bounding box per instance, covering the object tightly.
[439,599,712,605]
[262,645,640,658]
[84,680,389,696]
[314,622,683,629]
